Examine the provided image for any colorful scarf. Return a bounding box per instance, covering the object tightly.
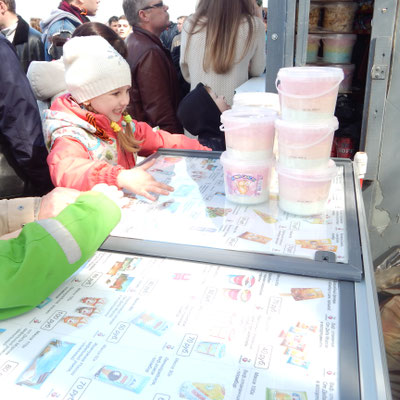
[52,94,123,143]
[58,1,90,24]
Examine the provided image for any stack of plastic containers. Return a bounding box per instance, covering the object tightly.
[275,66,344,216]
[219,107,277,205]
[305,2,358,94]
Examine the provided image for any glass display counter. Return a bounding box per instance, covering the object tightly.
[104,150,363,281]
[0,150,391,399]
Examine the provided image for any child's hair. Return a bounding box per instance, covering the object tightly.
[72,22,128,59]
[63,35,141,153]
[119,112,142,153]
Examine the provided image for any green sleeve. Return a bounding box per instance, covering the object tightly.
[0,192,121,320]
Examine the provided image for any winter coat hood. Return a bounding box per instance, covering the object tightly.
[27,58,66,101]
[40,9,81,37]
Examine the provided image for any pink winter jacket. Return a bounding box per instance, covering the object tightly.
[44,95,210,190]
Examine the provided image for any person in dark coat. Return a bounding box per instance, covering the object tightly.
[122,0,183,133]
[0,35,53,197]
[160,20,177,50]
[0,0,44,73]
[177,82,230,151]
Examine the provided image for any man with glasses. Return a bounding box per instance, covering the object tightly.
[122,0,183,133]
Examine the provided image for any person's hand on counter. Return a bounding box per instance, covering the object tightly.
[117,159,174,202]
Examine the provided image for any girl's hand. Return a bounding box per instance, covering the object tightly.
[117,158,174,201]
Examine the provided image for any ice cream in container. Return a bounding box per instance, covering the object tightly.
[275,117,339,169]
[276,66,343,123]
[276,160,337,216]
[220,107,277,160]
[220,151,274,205]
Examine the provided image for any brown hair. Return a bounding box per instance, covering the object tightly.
[119,112,142,153]
[72,22,128,59]
[30,17,42,32]
[185,0,255,74]
[2,0,16,13]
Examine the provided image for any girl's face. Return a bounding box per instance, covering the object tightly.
[89,85,131,122]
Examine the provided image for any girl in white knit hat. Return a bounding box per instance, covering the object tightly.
[43,35,210,201]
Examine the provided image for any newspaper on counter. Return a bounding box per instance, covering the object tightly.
[0,251,339,400]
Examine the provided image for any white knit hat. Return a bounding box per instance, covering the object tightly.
[63,36,131,104]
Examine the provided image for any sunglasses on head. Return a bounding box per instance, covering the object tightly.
[140,1,164,11]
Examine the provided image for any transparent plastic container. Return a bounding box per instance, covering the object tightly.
[220,107,277,160]
[276,160,337,216]
[275,117,338,169]
[322,33,357,63]
[330,63,356,92]
[220,151,274,205]
[232,92,280,114]
[276,66,344,123]
[322,2,358,33]
[307,34,322,63]
[309,3,323,30]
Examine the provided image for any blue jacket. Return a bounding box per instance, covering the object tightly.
[40,9,82,61]
[0,35,53,197]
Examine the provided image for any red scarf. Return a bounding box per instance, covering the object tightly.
[58,1,90,24]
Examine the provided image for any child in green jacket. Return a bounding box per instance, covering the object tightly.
[0,185,123,320]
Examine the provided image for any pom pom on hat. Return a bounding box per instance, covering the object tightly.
[63,35,131,104]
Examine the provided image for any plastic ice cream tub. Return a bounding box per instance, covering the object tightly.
[276,160,337,216]
[331,63,356,92]
[220,151,274,205]
[276,66,343,123]
[322,2,358,33]
[307,34,321,63]
[322,34,357,63]
[220,107,277,160]
[232,92,280,114]
[275,117,338,169]
[296,3,322,31]
[309,3,322,30]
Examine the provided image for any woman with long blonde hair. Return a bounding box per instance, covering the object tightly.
[180,0,265,106]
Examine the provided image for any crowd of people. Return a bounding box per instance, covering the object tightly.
[0,0,266,319]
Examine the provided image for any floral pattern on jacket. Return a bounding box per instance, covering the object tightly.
[43,110,119,165]
[44,95,210,191]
